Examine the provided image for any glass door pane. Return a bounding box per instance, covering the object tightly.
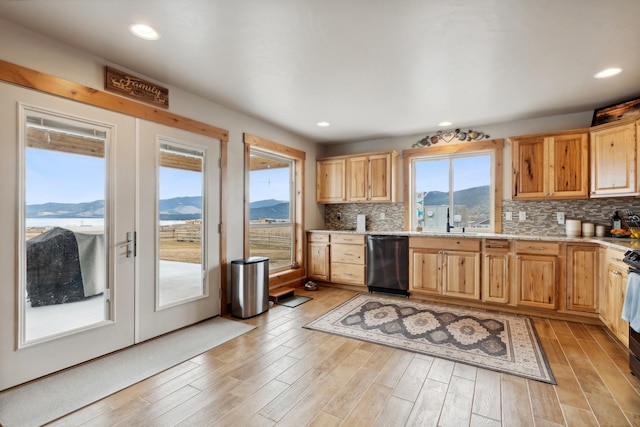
[158,142,205,307]
[23,113,108,343]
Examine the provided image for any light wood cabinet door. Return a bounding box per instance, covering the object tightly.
[316,158,346,203]
[346,156,369,201]
[442,251,481,300]
[307,242,330,281]
[590,122,637,197]
[511,130,588,199]
[550,133,589,198]
[605,262,628,345]
[368,153,393,202]
[516,254,557,310]
[566,245,598,312]
[601,250,629,346]
[512,135,546,198]
[482,250,510,304]
[409,248,441,294]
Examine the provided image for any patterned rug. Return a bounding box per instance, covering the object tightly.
[305,294,555,384]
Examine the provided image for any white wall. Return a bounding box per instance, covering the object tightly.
[321,111,594,201]
[0,18,326,273]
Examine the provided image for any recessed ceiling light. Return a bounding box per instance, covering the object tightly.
[438,121,452,127]
[129,23,160,40]
[317,121,331,127]
[594,68,622,79]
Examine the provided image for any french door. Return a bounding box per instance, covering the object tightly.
[0,84,220,391]
[136,121,220,342]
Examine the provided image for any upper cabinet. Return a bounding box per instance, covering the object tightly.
[510,129,589,200]
[317,151,397,203]
[590,117,638,197]
[316,157,347,203]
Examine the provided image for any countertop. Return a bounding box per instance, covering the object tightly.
[306,229,640,251]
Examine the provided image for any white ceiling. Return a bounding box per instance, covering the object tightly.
[1,0,639,143]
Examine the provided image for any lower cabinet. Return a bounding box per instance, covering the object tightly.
[307,233,330,281]
[409,237,481,300]
[515,241,560,310]
[330,233,366,287]
[601,248,629,346]
[566,244,598,313]
[482,239,511,304]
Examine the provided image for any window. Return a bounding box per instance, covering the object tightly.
[243,134,305,275]
[404,140,503,233]
[248,150,294,270]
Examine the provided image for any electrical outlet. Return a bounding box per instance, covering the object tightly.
[505,212,513,221]
[557,212,565,225]
[336,212,341,221]
[519,211,526,221]
[380,212,385,220]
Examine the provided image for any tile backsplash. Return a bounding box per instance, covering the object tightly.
[323,198,640,236]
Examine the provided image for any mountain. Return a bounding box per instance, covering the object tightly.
[26,200,105,218]
[249,199,285,209]
[27,197,289,221]
[250,202,290,221]
[423,185,491,223]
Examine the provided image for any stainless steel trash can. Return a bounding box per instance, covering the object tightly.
[231,256,269,319]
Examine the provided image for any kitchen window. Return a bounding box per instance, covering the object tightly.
[404,140,503,233]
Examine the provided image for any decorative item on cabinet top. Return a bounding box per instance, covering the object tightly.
[591,96,640,126]
[413,128,490,147]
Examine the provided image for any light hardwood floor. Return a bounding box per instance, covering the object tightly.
[50,287,640,426]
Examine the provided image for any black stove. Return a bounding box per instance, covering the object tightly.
[623,250,640,377]
[623,250,640,273]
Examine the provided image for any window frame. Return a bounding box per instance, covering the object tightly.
[402,139,503,233]
[243,133,305,285]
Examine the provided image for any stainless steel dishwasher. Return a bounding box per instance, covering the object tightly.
[366,235,409,296]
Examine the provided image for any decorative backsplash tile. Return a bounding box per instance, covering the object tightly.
[324,203,405,231]
[323,198,640,236]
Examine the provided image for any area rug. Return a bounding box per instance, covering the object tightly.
[305,294,555,384]
[276,295,313,308]
[0,316,255,427]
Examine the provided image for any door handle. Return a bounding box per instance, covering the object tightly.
[117,231,136,258]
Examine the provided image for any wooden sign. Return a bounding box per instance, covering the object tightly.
[105,66,169,108]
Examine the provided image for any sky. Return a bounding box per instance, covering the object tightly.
[26,148,202,205]
[250,168,290,202]
[414,155,490,193]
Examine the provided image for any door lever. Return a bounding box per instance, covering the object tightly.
[117,231,136,258]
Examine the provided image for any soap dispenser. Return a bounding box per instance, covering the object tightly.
[612,211,622,230]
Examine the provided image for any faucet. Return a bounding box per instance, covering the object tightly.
[446,207,454,233]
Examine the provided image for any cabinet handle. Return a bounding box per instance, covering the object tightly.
[613,270,622,276]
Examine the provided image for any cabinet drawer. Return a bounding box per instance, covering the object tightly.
[331,263,365,285]
[410,237,480,252]
[307,233,329,243]
[484,239,510,250]
[331,233,365,244]
[332,243,365,264]
[606,248,626,267]
[515,241,560,256]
